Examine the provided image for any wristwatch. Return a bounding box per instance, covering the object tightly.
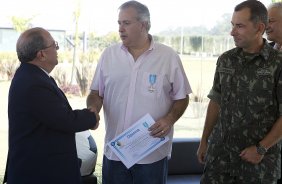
[256,143,267,155]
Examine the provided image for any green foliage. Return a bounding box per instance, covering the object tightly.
[189,36,202,52]
[171,36,181,53]
[76,67,87,96]
[11,16,34,32]
[52,65,67,86]
[87,32,120,50]
[52,50,97,96]
[104,32,120,44]
[210,13,232,36]
[150,34,232,56]
[272,0,282,2]
[0,52,19,80]
[152,35,165,43]
[79,50,101,64]
[58,51,73,64]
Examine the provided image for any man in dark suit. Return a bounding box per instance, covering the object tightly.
[4,27,99,184]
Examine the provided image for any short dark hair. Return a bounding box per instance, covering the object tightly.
[235,0,268,26]
[119,0,151,31]
[16,27,47,63]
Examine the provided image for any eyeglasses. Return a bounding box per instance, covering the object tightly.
[42,41,59,51]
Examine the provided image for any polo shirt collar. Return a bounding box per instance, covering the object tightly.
[121,34,155,52]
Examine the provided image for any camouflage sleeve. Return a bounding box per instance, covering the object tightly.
[207,56,222,104]
[277,65,282,116]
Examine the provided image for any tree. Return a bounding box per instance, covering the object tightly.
[210,13,231,36]
[11,16,33,32]
[70,0,81,84]
[95,32,120,49]
[190,36,202,52]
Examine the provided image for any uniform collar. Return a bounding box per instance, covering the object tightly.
[274,43,282,51]
[233,39,272,61]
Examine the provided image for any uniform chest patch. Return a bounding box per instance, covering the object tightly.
[218,67,235,74]
[256,68,271,76]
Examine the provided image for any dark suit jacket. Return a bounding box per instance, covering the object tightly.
[6,63,97,184]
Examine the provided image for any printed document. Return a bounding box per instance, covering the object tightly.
[107,113,169,168]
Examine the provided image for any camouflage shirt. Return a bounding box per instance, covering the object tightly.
[206,41,282,179]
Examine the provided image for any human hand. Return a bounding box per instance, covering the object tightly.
[88,107,100,130]
[239,145,264,164]
[197,140,208,164]
[88,106,98,113]
[148,117,172,138]
[91,111,100,130]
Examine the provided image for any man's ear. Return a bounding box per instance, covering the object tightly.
[141,21,148,32]
[36,50,46,61]
[257,22,266,35]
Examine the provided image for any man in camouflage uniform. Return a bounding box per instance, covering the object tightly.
[197,1,282,183]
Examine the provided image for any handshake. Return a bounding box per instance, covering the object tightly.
[88,106,100,130]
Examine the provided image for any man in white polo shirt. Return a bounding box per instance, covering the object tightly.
[87,1,191,184]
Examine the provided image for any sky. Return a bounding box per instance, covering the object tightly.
[0,0,272,35]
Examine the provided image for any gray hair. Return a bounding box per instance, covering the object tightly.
[16,27,47,63]
[268,2,282,10]
[119,0,151,31]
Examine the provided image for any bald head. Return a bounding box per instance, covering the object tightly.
[16,27,59,73]
[16,27,49,63]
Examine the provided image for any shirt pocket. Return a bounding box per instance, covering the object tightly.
[140,71,165,98]
[247,75,274,109]
[246,75,276,125]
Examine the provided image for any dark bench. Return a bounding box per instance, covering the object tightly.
[81,174,97,184]
[167,138,203,184]
[82,138,203,184]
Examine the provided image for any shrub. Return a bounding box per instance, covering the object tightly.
[76,62,96,96]
[60,84,81,96]
[0,52,19,80]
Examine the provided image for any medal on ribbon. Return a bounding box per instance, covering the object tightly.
[148,74,156,93]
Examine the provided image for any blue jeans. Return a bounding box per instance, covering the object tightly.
[102,155,168,184]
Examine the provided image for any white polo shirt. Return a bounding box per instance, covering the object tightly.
[90,39,192,164]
